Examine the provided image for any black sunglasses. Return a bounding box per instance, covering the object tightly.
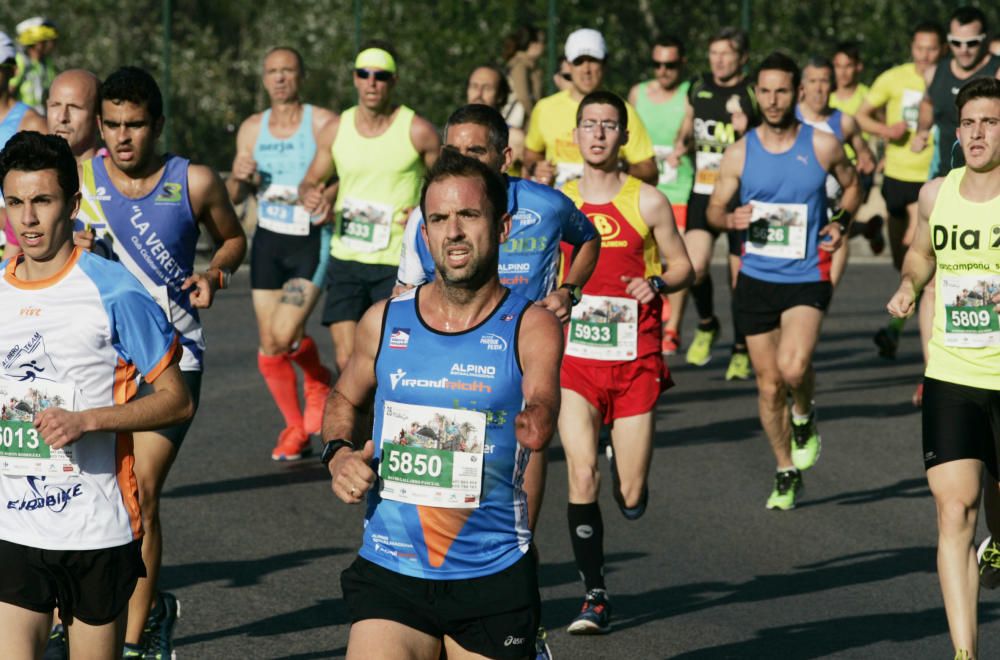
[652,60,682,70]
[559,72,572,81]
[949,37,983,49]
[355,69,393,82]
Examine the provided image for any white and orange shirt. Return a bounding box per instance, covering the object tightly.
[0,248,178,551]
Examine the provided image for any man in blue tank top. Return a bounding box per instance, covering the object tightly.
[85,67,247,657]
[323,150,563,659]
[708,53,860,511]
[227,47,339,462]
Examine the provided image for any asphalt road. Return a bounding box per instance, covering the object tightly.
[160,260,999,659]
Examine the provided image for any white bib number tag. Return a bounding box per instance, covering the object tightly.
[566,295,639,361]
[555,162,585,190]
[257,184,311,236]
[940,274,1000,348]
[693,151,723,195]
[377,401,487,509]
[654,145,678,186]
[0,379,78,476]
[744,201,808,260]
[902,88,923,131]
[338,197,393,252]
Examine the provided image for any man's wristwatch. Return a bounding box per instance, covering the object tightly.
[559,282,582,306]
[215,268,232,290]
[321,439,354,466]
[647,276,668,294]
[829,208,852,235]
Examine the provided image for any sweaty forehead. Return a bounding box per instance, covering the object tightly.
[426,176,488,212]
[580,102,620,121]
[470,67,500,86]
[265,49,300,70]
[961,97,1000,119]
[101,100,151,121]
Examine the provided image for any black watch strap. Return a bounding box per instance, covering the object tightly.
[559,282,582,306]
[647,276,667,294]
[321,439,354,465]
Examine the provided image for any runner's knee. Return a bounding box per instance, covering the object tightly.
[569,462,600,499]
[936,495,977,535]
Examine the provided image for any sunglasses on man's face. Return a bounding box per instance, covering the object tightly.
[559,72,572,81]
[948,34,985,49]
[652,60,682,70]
[355,69,393,82]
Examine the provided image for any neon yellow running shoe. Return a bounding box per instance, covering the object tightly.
[953,650,971,660]
[725,352,751,380]
[791,410,821,470]
[685,324,718,366]
[766,469,802,510]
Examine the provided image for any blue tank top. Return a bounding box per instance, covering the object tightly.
[84,156,204,369]
[252,105,319,238]
[362,287,533,579]
[405,176,597,301]
[0,102,29,149]
[794,106,844,142]
[739,124,832,283]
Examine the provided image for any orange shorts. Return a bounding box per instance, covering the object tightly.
[672,204,688,232]
[561,354,673,425]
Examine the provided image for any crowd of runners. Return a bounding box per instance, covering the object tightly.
[0,6,999,660]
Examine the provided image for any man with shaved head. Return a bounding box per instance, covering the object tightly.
[46,69,101,160]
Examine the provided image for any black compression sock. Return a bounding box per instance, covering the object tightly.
[691,275,715,322]
[568,502,606,591]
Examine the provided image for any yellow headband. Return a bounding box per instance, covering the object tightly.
[354,48,396,74]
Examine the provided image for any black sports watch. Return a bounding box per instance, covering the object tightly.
[559,282,583,306]
[647,276,668,294]
[321,439,354,466]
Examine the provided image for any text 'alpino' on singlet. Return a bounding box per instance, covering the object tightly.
[77,155,204,371]
[926,167,1000,390]
[253,104,321,238]
[738,124,831,284]
[331,106,424,266]
[561,176,663,365]
[635,80,694,204]
[363,287,533,580]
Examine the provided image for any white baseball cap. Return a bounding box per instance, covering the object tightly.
[565,28,606,62]
[0,32,15,65]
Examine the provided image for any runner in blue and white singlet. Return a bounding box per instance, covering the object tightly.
[364,287,532,578]
[81,154,204,370]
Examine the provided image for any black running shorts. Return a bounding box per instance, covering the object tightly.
[687,192,743,256]
[881,176,922,218]
[135,370,202,449]
[250,225,330,290]
[322,257,397,325]
[0,538,144,625]
[733,272,832,336]
[922,377,1000,478]
[341,549,540,659]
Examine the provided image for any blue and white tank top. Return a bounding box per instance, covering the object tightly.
[79,155,204,370]
[739,124,832,283]
[362,286,533,579]
[252,104,318,237]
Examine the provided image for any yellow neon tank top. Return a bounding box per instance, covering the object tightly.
[331,105,424,265]
[925,167,1000,390]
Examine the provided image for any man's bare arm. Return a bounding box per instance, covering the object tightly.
[299,116,340,216]
[410,114,441,170]
[639,184,693,294]
[706,138,747,231]
[323,300,385,503]
[888,179,942,318]
[184,165,248,308]
[628,158,658,185]
[515,305,563,452]
[35,354,193,449]
[226,114,261,205]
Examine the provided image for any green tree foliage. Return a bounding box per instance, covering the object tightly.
[0,1,989,169]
